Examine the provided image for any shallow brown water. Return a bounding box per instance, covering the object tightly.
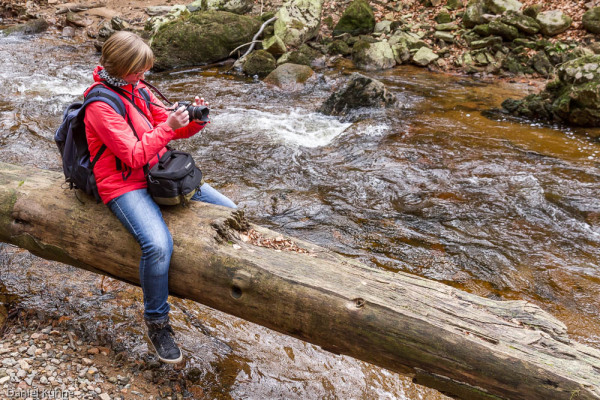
[1,30,600,398]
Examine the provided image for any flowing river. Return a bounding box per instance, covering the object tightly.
[1,30,600,399]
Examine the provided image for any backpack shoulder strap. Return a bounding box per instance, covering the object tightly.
[83,85,127,117]
[139,87,151,110]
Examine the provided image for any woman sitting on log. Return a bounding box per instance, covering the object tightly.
[84,31,236,363]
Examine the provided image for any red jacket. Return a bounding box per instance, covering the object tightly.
[84,66,204,204]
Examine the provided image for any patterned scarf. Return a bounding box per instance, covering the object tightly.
[98,68,130,87]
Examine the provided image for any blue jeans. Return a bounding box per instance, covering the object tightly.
[108,183,236,322]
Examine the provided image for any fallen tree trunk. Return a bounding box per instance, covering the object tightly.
[1,162,599,400]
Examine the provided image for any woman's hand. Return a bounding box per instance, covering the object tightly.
[194,96,209,107]
[166,102,189,130]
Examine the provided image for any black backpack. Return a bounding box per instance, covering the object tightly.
[54,84,151,201]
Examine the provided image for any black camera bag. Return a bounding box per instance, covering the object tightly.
[146,150,203,206]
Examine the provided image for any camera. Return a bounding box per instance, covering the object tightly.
[178,101,210,122]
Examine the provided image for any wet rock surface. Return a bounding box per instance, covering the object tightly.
[318,72,397,121]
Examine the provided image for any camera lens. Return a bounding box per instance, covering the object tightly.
[187,105,209,122]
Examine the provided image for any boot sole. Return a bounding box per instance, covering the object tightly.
[146,334,183,364]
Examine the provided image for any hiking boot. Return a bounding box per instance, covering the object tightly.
[145,318,182,364]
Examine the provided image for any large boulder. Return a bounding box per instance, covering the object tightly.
[318,73,397,121]
[583,7,600,34]
[536,10,572,36]
[187,0,253,14]
[151,11,261,71]
[273,0,323,49]
[352,40,396,71]
[332,0,375,36]
[501,55,600,127]
[263,63,316,91]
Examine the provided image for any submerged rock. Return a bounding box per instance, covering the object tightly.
[318,73,397,121]
[151,11,261,70]
[263,63,315,91]
[501,55,600,127]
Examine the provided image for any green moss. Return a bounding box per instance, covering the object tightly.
[151,11,261,70]
[242,50,277,77]
[332,0,375,36]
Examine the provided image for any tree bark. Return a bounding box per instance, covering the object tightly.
[1,162,599,400]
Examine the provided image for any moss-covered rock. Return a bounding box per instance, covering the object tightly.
[151,11,261,71]
[523,4,541,18]
[473,24,491,36]
[488,20,519,41]
[536,10,572,37]
[262,34,287,55]
[279,43,322,66]
[470,35,502,49]
[332,0,375,36]
[412,47,439,67]
[446,0,465,10]
[502,55,600,127]
[274,0,323,48]
[502,10,540,35]
[242,50,277,77]
[583,7,600,34]
[392,41,411,64]
[328,39,351,56]
[389,31,428,50]
[435,10,453,24]
[146,6,189,35]
[529,51,552,76]
[484,0,522,14]
[352,40,396,71]
[3,18,49,35]
[463,0,486,28]
[263,63,315,91]
[197,0,254,14]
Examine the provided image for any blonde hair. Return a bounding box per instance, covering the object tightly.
[100,31,154,78]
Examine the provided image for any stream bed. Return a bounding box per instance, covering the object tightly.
[1,30,600,399]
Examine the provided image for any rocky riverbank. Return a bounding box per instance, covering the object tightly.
[2,0,599,128]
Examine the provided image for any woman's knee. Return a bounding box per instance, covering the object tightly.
[141,232,173,274]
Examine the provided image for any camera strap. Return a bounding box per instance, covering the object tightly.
[102,81,173,111]
[140,79,173,106]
